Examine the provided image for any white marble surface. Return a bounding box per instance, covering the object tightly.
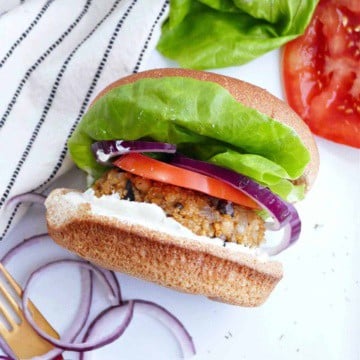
[1,48,360,360]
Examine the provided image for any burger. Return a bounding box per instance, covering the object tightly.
[45,68,319,307]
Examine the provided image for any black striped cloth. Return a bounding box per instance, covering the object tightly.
[0,0,169,240]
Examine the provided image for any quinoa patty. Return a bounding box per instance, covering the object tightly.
[92,169,265,247]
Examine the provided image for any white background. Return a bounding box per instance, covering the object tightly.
[1,48,360,360]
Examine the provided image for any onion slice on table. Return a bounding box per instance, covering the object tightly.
[133,300,196,359]
[92,140,176,165]
[79,302,135,360]
[5,192,46,209]
[21,260,128,352]
[170,154,301,255]
[1,233,50,265]
[0,338,15,359]
[103,269,122,305]
[80,299,195,359]
[37,269,94,360]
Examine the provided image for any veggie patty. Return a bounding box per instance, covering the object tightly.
[93,169,265,247]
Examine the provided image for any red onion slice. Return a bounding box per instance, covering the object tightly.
[5,192,46,209]
[92,140,176,165]
[131,300,196,359]
[104,271,122,305]
[0,337,15,359]
[21,260,127,351]
[36,269,94,360]
[1,233,50,266]
[80,299,195,359]
[263,203,301,256]
[170,154,301,255]
[79,301,135,360]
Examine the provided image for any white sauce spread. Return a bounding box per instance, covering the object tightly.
[96,140,130,163]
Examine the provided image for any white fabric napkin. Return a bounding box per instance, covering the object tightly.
[0,0,169,240]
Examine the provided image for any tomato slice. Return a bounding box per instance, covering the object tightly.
[113,153,259,210]
[282,0,360,148]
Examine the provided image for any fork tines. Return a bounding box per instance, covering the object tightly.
[0,264,22,333]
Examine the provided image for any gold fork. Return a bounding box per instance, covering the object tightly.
[0,263,62,359]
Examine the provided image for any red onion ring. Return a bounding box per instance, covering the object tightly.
[80,300,195,359]
[1,233,50,266]
[5,192,46,209]
[263,204,301,256]
[92,140,176,165]
[130,300,196,358]
[21,260,126,351]
[170,153,301,255]
[79,302,135,360]
[35,269,94,360]
[0,338,15,359]
[104,270,122,305]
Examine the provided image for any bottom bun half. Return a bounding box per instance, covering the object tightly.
[46,188,283,307]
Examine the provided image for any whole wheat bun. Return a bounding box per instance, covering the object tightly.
[46,69,319,306]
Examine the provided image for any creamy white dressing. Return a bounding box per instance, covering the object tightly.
[95,140,130,163]
[63,189,269,260]
[96,150,112,163]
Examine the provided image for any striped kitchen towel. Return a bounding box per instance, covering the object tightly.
[0,0,169,240]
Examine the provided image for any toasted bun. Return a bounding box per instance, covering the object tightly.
[46,69,318,306]
[46,189,283,307]
[93,68,319,191]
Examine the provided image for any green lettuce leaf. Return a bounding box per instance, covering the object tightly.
[157,0,319,69]
[68,77,310,201]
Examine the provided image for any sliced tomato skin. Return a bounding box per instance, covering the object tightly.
[282,0,360,148]
[113,153,259,210]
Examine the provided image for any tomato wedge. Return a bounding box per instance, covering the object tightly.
[282,0,360,148]
[113,153,259,210]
